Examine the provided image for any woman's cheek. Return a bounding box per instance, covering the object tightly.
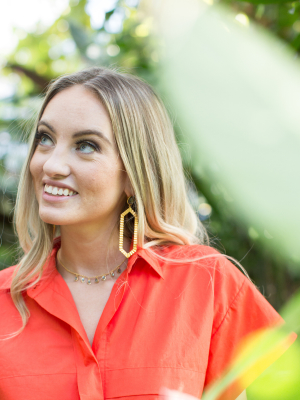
[29,153,41,184]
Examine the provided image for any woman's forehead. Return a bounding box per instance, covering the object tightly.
[41,85,113,140]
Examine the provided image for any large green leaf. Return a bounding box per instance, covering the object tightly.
[200,288,300,400]
[247,337,300,400]
[154,0,300,270]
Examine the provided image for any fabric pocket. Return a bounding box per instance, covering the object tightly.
[104,367,205,399]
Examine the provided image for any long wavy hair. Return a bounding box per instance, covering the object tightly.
[11,66,209,334]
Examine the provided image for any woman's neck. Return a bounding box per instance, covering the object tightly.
[57,223,131,278]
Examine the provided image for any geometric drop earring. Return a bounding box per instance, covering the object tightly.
[119,196,138,258]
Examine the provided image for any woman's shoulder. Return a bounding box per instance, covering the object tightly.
[188,244,249,288]
[151,242,245,282]
[159,243,238,268]
[157,243,249,292]
[180,246,281,333]
[158,242,221,257]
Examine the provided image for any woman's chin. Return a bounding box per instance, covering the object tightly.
[39,211,69,226]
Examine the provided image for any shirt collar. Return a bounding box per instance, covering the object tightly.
[0,239,164,291]
[127,246,164,278]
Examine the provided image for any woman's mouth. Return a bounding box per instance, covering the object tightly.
[44,184,78,197]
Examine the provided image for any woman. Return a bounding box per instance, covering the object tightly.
[0,67,286,400]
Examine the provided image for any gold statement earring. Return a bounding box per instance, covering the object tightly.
[119,196,138,258]
[53,225,56,237]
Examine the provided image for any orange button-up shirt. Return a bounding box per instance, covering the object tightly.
[0,241,282,400]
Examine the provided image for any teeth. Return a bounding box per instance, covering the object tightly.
[44,184,76,196]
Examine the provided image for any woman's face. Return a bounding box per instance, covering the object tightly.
[30,85,129,231]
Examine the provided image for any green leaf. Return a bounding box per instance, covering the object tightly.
[156,0,300,270]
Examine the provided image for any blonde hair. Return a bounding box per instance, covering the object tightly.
[11,66,209,334]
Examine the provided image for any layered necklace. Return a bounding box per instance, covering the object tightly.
[57,251,127,285]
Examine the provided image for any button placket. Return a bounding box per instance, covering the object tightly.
[72,330,103,400]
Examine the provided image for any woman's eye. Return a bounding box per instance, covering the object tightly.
[76,141,97,154]
[36,133,53,147]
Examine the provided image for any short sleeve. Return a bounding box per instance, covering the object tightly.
[204,254,286,398]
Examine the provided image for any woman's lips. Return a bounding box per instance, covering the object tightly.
[42,186,78,202]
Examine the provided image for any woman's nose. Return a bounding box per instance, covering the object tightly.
[42,148,71,178]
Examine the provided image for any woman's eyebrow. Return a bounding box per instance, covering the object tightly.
[37,120,111,146]
[38,120,56,132]
[73,130,112,146]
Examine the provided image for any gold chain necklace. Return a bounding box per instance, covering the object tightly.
[57,252,127,285]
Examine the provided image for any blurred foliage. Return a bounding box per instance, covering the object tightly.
[201,287,300,399]
[224,0,300,49]
[0,0,300,312]
[247,336,300,399]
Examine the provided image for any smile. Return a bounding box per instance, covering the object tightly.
[44,184,78,196]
